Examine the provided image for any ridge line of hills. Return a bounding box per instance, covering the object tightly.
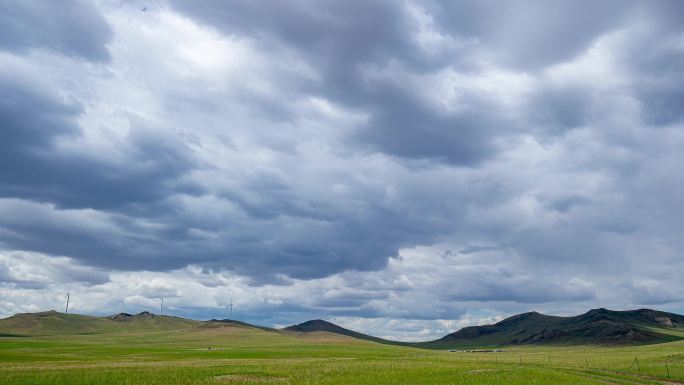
[1,308,682,347]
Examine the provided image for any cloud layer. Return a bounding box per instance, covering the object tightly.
[0,0,683,339]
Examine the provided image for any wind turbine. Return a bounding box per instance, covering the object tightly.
[65,292,70,314]
[160,297,164,316]
[228,297,234,319]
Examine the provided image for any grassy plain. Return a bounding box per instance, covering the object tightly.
[1,322,683,385]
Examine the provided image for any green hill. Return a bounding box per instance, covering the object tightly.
[0,310,199,336]
[419,308,684,348]
[283,319,409,346]
[3,308,682,347]
[210,318,276,332]
[283,309,684,349]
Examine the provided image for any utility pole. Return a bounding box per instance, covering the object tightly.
[65,293,70,314]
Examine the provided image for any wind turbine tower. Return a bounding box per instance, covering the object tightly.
[160,297,164,315]
[65,292,70,314]
[228,297,234,319]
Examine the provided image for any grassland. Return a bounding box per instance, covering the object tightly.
[1,320,683,385]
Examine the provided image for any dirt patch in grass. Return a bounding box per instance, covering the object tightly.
[211,374,288,383]
[468,368,517,374]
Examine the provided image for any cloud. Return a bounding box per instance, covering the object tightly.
[2,245,679,340]
[0,0,112,61]
[0,57,199,210]
[426,0,635,69]
[0,250,108,290]
[0,0,683,338]
[168,0,517,166]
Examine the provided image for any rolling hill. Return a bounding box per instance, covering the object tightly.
[419,308,684,348]
[283,319,408,346]
[209,318,276,332]
[0,310,199,336]
[2,308,682,348]
[284,309,684,348]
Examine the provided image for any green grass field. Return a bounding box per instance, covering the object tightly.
[1,322,683,385]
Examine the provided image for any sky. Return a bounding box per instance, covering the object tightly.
[0,0,683,341]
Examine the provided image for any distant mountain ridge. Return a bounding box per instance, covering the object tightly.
[419,308,684,348]
[0,310,200,335]
[283,319,407,346]
[284,309,684,348]
[210,318,276,332]
[2,308,682,347]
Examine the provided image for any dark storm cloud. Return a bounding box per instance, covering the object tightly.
[355,84,505,165]
[0,70,80,149]
[425,0,634,69]
[439,272,594,304]
[621,26,684,127]
[0,0,112,61]
[526,84,595,134]
[0,164,466,280]
[0,72,199,210]
[1,0,683,324]
[542,195,592,213]
[167,0,681,166]
[195,182,470,280]
[169,0,412,70]
[169,0,506,166]
[458,245,503,255]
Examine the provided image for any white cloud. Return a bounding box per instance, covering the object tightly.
[1,0,683,340]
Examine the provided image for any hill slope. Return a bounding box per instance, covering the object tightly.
[283,309,684,348]
[209,318,276,332]
[421,308,684,348]
[283,319,409,346]
[0,310,199,336]
[3,308,682,347]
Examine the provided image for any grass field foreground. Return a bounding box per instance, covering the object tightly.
[1,322,683,384]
